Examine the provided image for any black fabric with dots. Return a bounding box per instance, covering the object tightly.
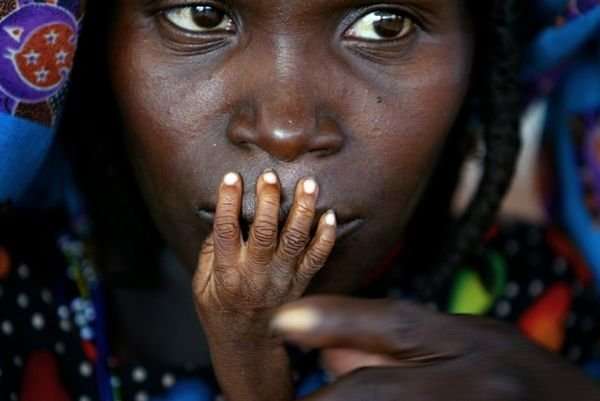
[485,224,600,364]
[1,208,599,400]
[0,209,218,401]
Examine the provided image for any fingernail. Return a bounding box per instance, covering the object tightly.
[303,179,317,195]
[263,171,278,185]
[272,307,321,333]
[325,211,336,226]
[224,172,239,186]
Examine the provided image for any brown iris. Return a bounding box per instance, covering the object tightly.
[373,11,410,38]
[191,6,225,29]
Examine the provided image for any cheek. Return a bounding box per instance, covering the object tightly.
[109,25,239,266]
[110,30,232,215]
[347,60,471,223]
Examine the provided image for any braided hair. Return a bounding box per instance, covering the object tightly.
[401,0,523,298]
[60,0,523,292]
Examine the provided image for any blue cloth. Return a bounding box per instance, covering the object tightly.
[523,6,600,79]
[0,116,54,203]
[0,0,82,205]
[525,0,600,289]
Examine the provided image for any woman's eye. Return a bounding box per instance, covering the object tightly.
[163,5,235,33]
[346,10,415,41]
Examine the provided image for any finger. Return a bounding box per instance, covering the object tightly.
[299,365,475,401]
[246,169,281,269]
[213,172,243,269]
[321,348,400,378]
[271,296,466,360]
[298,367,409,401]
[192,233,215,298]
[291,210,336,295]
[274,178,319,270]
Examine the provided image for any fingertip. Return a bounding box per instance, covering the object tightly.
[316,210,337,243]
[223,172,240,186]
[324,210,337,227]
[271,306,322,334]
[303,178,318,195]
[256,169,280,196]
[263,170,278,185]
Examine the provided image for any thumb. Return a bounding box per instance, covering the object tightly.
[321,348,399,377]
[271,295,466,361]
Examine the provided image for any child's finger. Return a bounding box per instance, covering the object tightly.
[192,233,215,298]
[274,178,319,271]
[247,170,280,269]
[213,172,243,269]
[293,210,336,292]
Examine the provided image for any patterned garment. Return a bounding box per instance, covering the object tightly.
[1,207,599,401]
[0,0,81,125]
[0,0,82,203]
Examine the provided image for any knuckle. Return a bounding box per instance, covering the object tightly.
[251,219,278,248]
[294,270,313,287]
[304,245,332,270]
[294,201,315,218]
[214,216,239,241]
[201,240,214,256]
[259,195,280,210]
[219,198,238,210]
[280,228,310,257]
[384,301,425,353]
[268,264,295,294]
[317,235,335,250]
[215,268,240,290]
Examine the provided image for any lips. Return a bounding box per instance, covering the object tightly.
[195,205,364,241]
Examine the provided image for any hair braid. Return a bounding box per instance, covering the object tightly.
[430,0,523,293]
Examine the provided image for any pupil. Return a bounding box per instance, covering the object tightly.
[191,6,225,28]
[373,12,406,38]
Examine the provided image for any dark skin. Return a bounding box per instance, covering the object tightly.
[107,0,600,400]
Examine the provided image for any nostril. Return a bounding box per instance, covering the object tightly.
[307,117,345,156]
[310,147,339,158]
[227,106,257,148]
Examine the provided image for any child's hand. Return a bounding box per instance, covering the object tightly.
[191,170,336,401]
[272,296,600,401]
[193,170,336,334]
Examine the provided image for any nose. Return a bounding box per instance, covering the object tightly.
[227,80,344,162]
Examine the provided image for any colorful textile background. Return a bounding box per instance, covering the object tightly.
[0,0,82,203]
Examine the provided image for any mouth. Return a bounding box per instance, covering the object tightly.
[195,206,364,241]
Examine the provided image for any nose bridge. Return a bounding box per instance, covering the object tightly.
[249,31,320,156]
[257,81,315,137]
[227,33,344,162]
[257,36,316,135]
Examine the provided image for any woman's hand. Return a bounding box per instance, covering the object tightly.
[272,296,600,401]
[192,170,337,401]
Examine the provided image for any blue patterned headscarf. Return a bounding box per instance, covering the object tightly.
[0,0,82,205]
[524,0,600,288]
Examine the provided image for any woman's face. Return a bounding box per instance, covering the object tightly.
[109,0,474,293]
